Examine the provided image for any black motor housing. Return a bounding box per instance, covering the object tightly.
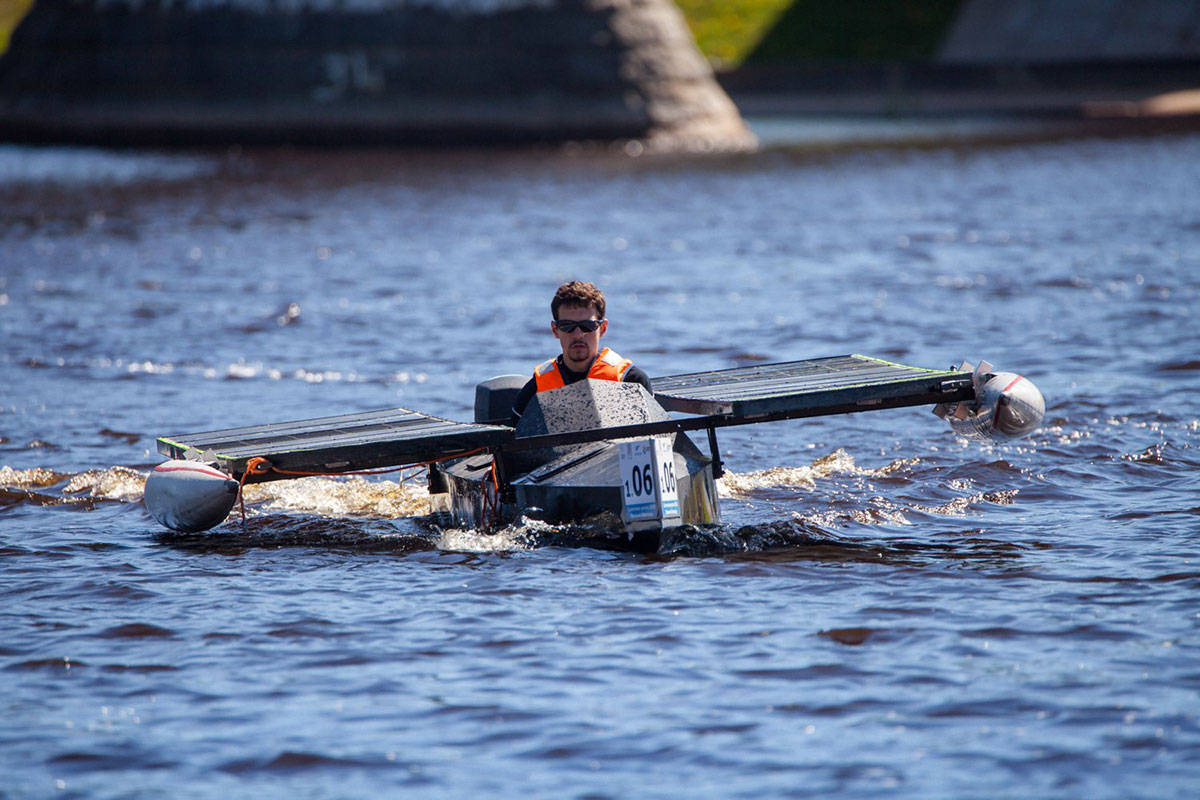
[474,374,526,424]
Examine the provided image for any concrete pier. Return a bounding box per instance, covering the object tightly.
[0,0,754,150]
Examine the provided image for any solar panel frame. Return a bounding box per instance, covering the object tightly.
[651,354,968,417]
[154,355,974,481]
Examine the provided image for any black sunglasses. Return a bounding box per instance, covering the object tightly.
[554,318,604,333]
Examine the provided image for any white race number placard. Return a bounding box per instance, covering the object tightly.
[654,436,680,521]
[619,437,681,528]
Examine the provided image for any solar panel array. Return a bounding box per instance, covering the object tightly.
[652,354,969,417]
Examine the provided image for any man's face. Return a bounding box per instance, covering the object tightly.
[553,303,608,372]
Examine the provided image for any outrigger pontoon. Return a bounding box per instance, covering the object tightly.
[145,354,1044,551]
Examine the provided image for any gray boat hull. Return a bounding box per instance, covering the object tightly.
[434,380,720,550]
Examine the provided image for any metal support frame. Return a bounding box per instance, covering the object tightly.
[502,381,974,453]
[157,356,977,484]
[706,427,724,479]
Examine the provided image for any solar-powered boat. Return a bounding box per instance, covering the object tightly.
[144,354,1044,550]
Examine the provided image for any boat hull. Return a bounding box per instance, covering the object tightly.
[436,434,720,552]
[436,379,721,551]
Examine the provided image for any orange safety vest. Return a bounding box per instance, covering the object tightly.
[534,347,633,393]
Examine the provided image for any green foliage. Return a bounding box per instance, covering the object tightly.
[673,0,795,68]
[0,0,35,55]
[675,0,965,67]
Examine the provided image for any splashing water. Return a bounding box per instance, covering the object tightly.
[242,475,432,519]
[718,448,919,495]
[61,466,145,502]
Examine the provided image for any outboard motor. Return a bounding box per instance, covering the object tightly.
[934,360,1045,441]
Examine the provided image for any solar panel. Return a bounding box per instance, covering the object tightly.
[651,354,971,417]
[157,408,512,480]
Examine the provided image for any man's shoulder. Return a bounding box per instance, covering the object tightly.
[622,364,652,389]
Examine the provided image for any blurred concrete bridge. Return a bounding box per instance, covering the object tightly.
[0,0,755,150]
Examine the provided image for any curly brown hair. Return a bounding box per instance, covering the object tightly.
[551,281,606,320]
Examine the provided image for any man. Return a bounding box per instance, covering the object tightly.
[510,281,652,423]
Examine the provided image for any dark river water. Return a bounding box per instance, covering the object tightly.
[2,121,1198,798]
